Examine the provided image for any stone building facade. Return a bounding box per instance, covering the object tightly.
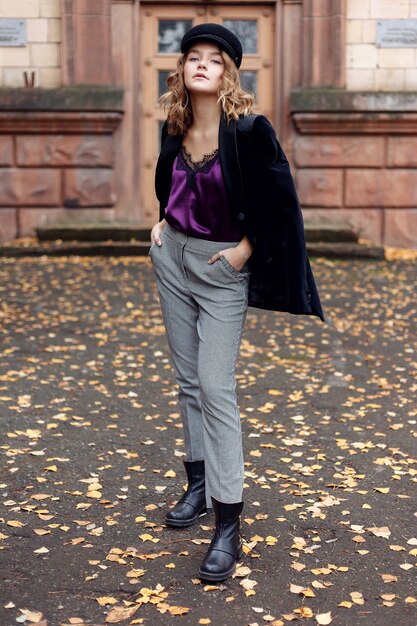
[0,0,416,248]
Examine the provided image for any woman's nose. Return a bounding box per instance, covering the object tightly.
[198,60,207,69]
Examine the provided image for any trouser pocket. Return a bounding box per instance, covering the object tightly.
[218,255,250,282]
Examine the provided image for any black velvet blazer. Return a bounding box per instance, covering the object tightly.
[155,111,325,322]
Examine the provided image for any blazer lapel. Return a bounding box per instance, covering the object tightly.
[155,129,183,213]
[219,112,242,216]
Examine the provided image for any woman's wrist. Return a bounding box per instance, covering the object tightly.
[237,235,254,260]
[151,218,166,245]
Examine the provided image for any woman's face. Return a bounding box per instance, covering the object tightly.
[183,42,225,95]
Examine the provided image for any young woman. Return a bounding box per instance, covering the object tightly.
[149,23,324,582]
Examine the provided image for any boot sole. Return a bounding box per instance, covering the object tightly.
[165,507,213,528]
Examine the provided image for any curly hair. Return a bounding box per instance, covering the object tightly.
[159,49,255,135]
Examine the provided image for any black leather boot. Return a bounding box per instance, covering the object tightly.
[198,496,244,581]
[165,460,210,528]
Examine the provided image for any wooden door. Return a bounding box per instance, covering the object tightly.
[140,4,275,224]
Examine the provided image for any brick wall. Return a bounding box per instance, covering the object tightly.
[0,88,123,242]
[347,0,417,90]
[0,0,61,88]
[291,90,417,249]
[0,132,118,241]
[295,136,417,248]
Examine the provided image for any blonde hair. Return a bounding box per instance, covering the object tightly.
[159,49,255,135]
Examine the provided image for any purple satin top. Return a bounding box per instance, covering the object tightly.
[164,145,243,242]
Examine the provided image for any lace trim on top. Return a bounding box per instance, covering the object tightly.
[181,144,219,172]
[177,144,220,189]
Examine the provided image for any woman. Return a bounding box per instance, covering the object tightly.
[149,23,324,583]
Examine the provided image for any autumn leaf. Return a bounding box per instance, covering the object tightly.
[240,579,258,591]
[96,597,118,606]
[367,526,391,539]
[338,601,352,608]
[265,535,278,546]
[17,609,43,622]
[381,574,398,583]
[105,605,139,622]
[168,606,190,615]
[350,592,364,605]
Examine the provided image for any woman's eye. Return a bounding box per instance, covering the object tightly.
[188,57,221,64]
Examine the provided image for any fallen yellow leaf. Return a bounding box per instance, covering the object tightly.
[96,597,118,606]
[105,605,139,622]
[265,536,278,546]
[380,594,396,601]
[381,574,398,583]
[294,607,313,618]
[17,609,43,622]
[367,526,391,539]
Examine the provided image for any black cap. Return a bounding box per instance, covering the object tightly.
[181,23,243,69]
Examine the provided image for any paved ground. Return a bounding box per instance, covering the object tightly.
[0,254,416,626]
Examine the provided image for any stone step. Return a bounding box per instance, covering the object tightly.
[304,223,358,243]
[36,223,151,242]
[36,222,359,244]
[307,242,384,259]
[0,239,384,259]
[0,241,150,257]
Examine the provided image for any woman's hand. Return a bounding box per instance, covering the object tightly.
[150,219,166,246]
[208,235,254,272]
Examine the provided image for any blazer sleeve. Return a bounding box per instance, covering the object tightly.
[251,115,303,225]
[156,120,169,222]
[160,120,168,145]
[249,115,325,322]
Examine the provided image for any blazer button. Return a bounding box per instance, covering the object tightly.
[237,212,245,220]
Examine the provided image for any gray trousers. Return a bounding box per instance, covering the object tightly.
[149,222,250,507]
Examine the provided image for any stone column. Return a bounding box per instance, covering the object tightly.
[302,0,346,88]
[110,0,140,222]
[61,0,112,85]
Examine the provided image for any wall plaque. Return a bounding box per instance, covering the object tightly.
[0,19,26,47]
[377,20,417,48]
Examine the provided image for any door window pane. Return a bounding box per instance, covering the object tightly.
[158,20,192,53]
[240,71,258,100]
[158,70,170,98]
[223,20,257,54]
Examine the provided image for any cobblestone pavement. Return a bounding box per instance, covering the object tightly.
[0,255,416,626]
